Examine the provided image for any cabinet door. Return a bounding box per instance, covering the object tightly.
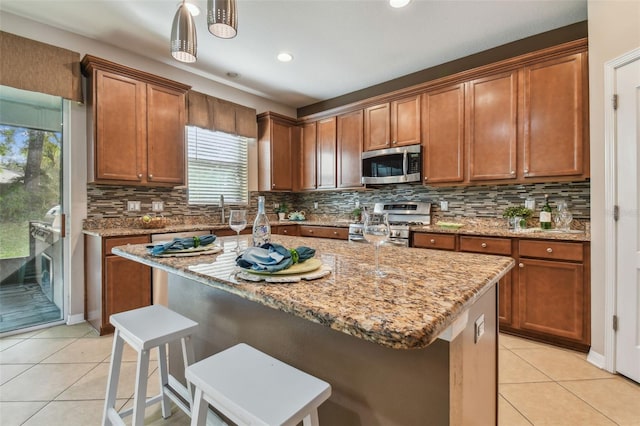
[95,70,146,182]
[391,95,421,147]
[104,256,151,323]
[498,272,514,328]
[147,84,186,185]
[363,103,390,151]
[518,258,586,343]
[523,53,585,178]
[467,71,518,181]
[300,122,317,190]
[271,120,293,190]
[317,117,337,189]
[422,84,465,183]
[337,110,363,188]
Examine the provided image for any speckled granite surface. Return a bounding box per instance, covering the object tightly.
[112,235,514,350]
[84,216,590,241]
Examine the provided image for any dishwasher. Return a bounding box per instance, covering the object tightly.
[150,230,212,306]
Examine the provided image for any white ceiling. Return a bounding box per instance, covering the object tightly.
[1,0,587,109]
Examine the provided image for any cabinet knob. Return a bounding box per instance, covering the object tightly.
[309,230,313,233]
[272,183,276,188]
[430,239,436,244]
[333,231,338,235]
[524,169,529,174]
[511,170,515,175]
[137,173,143,179]
[519,263,524,268]
[546,247,553,253]
[424,176,428,181]
[481,242,487,248]
[148,174,153,179]
[283,229,288,234]
[392,140,397,145]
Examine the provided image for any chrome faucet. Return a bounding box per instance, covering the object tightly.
[219,194,225,223]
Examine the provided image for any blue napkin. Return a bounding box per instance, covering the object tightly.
[236,243,315,272]
[147,235,216,256]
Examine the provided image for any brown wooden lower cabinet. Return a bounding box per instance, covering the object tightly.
[412,232,590,351]
[85,234,151,335]
[299,225,348,240]
[273,225,300,236]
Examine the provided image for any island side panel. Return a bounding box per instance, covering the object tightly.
[168,273,498,425]
[450,283,498,425]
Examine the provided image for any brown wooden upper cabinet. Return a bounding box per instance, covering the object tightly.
[337,110,364,189]
[299,121,318,190]
[523,53,587,179]
[82,55,190,186]
[258,112,298,191]
[363,95,421,151]
[317,117,337,189]
[466,70,519,182]
[421,83,465,184]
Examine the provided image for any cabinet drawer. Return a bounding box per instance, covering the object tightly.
[459,236,512,255]
[275,225,299,236]
[299,226,348,240]
[104,235,150,255]
[519,240,583,262]
[412,233,456,251]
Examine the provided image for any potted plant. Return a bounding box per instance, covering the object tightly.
[351,207,362,222]
[502,206,533,230]
[275,202,289,221]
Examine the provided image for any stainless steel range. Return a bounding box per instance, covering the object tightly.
[348,201,432,247]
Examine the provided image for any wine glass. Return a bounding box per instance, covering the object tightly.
[363,212,390,277]
[229,210,247,253]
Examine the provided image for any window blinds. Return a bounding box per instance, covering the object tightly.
[187,126,248,205]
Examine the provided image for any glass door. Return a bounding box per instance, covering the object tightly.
[0,85,65,334]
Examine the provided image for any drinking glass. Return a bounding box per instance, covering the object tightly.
[229,210,247,253]
[363,212,390,277]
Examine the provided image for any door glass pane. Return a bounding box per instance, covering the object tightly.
[0,85,64,334]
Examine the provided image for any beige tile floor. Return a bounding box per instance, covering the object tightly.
[1,323,639,425]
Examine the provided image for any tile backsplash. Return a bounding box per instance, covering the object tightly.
[87,181,590,223]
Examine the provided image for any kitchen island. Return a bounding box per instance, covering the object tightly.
[113,235,514,425]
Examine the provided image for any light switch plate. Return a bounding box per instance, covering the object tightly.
[525,199,536,210]
[440,201,448,211]
[127,201,141,211]
[474,314,485,343]
[152,201,164,212]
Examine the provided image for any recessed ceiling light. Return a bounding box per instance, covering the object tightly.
[277,52,294,62]
[389,0,411,8]
[183,1,200,16]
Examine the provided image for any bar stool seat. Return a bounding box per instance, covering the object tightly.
[186,343,331,426]
[103,305,198,426]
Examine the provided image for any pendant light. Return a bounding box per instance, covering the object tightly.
[171,1,197,63]
[207,0,238,39]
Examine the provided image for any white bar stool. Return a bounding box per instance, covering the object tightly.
[186,343,331,426]
[103,305,199,426]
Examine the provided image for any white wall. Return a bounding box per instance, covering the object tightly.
[587,0,640,358]
[1,11,295,321]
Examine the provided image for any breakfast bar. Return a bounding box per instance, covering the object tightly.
[113,235,514,425]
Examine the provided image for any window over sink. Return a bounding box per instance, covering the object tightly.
[187,126,249,205]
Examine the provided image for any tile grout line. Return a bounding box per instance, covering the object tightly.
[555,379,623,426]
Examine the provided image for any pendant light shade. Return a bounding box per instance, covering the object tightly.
[207,0,238,39]
[171,1,197,63]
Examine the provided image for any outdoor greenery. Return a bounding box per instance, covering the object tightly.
[0,126,61,259]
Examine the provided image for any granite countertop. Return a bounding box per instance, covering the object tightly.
[84,217,590,242]
[112,235,514,350]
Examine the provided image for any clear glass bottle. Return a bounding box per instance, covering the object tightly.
[252,196,271,246]
[540,194,552,230]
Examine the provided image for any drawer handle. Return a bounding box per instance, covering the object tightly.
[519,263,524,268]
[333,231,338,235]
[283,229,288,234]
[430,239,436,244]
[481,242,487,248]
[309,230,313,233]
[546,247,553,253]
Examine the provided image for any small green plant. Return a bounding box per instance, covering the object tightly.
[275,202,289,213]
[351,207,362,221]
[502,206,533,219]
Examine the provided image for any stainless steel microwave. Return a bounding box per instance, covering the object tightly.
[361,144,422,185]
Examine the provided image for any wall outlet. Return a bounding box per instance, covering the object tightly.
[273,202,280,210]
[314,202,319,209]
[127,201,141,211]
[525,199,536,210]
[474,314,485,343]
[440,201,448,211]
[152,201,164,212]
